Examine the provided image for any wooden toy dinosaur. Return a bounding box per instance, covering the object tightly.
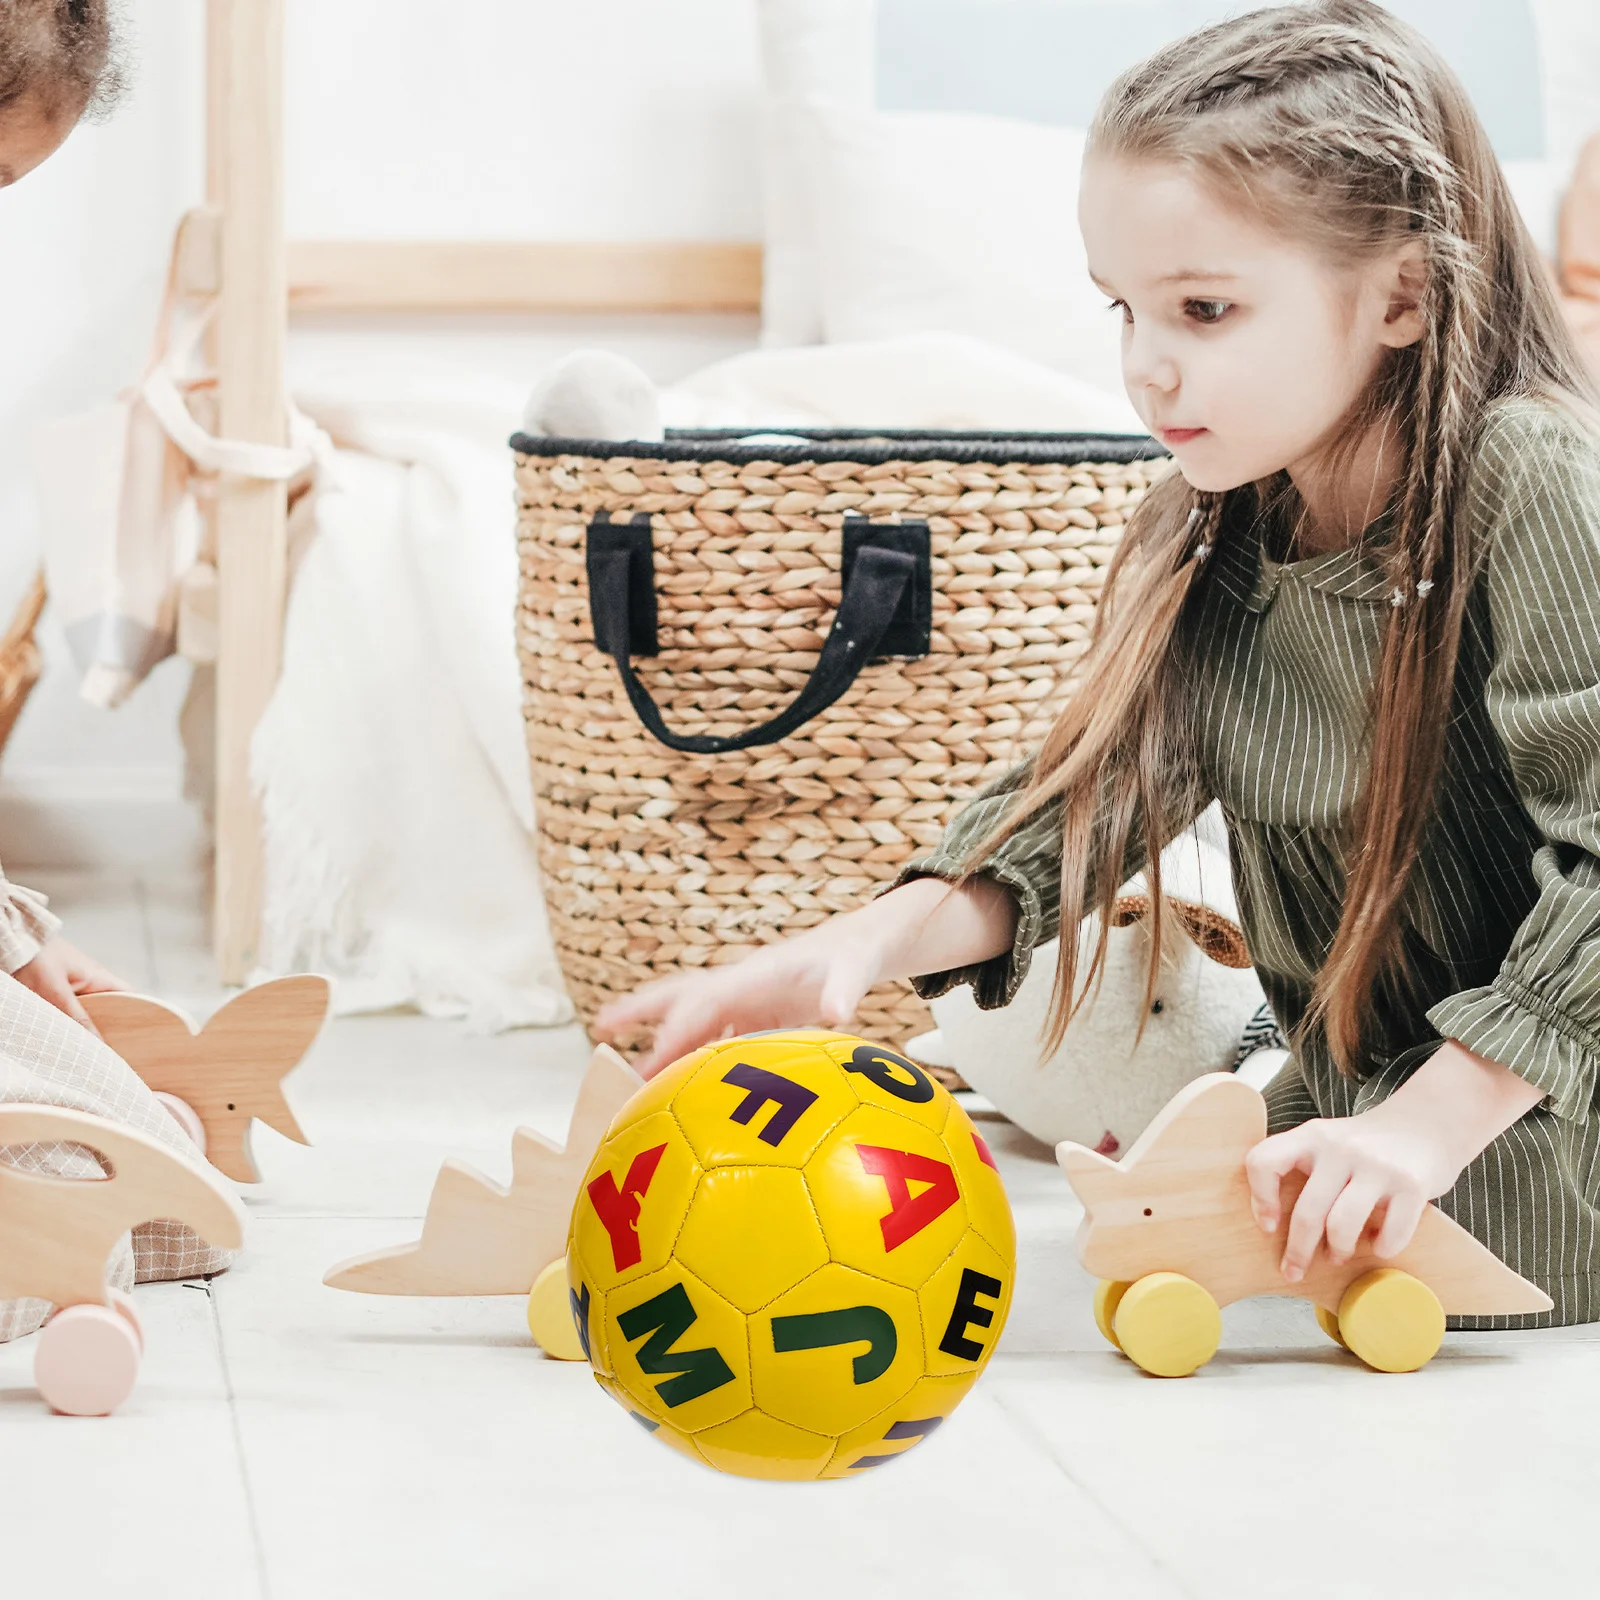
[82,975,330,1184]
[0,1103,246,1415]
[1058,1072,1553,1376]
[322,1044,642,1358]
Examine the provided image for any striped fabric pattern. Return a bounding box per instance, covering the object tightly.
[901,397,1600,1327]
[1232,1002,1289,1071]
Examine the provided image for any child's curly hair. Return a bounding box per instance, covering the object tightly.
[0,0,124,124]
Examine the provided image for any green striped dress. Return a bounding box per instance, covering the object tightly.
[902,397,1600,1327]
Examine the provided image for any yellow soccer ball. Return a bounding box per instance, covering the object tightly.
[567,1030,1015,1480]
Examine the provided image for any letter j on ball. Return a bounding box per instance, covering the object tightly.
[567,1031,1016,1479]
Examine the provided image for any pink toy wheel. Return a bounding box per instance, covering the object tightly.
[35,1304,142,1416]
[106,1288,145,1355]
[156,1092,208,1156]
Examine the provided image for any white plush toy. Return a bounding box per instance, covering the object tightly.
[521,349,664,444]
[910,807,1288,1155]
[522,348,809,451]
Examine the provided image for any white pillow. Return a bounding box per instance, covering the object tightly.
[803,103,1127,400]
[757,1,1591,345]
[792,99,1566,391]
[755,0,875,347]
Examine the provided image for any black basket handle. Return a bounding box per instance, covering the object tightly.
[586,512,931,754]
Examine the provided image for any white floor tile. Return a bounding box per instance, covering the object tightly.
[18,867,158,992]
[238,1013,595,1219]
[13,866,1600,1597]
[0,1279,261,1598]
[218,1218,1185,1600]
[136,871,222,1007]
[991,1335,1593,1600]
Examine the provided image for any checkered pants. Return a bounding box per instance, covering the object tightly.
[0,975,236,1342]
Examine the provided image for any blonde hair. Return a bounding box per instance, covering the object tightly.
[974,0,1599,1072]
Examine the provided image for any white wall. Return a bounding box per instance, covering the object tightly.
[285,0,762,242]
[0,0,763,865]
[0,1,204,851]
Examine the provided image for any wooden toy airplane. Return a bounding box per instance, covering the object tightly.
[83,975,330,1184]
[1058,1072,1552,1376]
[323,1044,642,1358]
[0,1103,246,1415]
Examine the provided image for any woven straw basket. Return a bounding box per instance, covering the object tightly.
[512,429,1169,1053]
[0,574,46,763]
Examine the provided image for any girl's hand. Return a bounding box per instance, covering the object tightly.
[10,935,129,1034]
[1244,1106,1461,1282]
[1244,1041,1546,1281]
[595,915,891,1077]
[597,875,1017,1079]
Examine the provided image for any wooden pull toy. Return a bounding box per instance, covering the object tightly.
[1058,1072,1553,1377]
[82,975,331,1184]
[323,1044,642,1358]
[0,1103,246,1415]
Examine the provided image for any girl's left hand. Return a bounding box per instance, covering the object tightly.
[11,935,129,1034]
[1244,1107,1462,1282]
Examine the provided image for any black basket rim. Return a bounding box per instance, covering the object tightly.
[508,426,1166,468]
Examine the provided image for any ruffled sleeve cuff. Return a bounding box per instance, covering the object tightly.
[1428,978,1600,1123]
[0,881,61,975]
[883,850,1054,1011]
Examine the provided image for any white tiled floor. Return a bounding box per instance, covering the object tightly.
[1,870,1589,1598]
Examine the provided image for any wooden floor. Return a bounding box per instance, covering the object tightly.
[3,868,1594,1599]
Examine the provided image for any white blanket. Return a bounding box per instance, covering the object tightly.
[257,335,1142,1028]
[255,375,568,1030]
[663,331,1145,433]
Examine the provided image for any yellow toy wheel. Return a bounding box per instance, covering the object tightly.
[1337,1268,1444,1374]
[1093,1280,1132,1352]
[527,1257,586,1361]
[1314,1305,1347,1350]
[1112,1272,1221,1378]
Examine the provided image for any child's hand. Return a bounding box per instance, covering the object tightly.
[11,936,129,1035]
[1244,1041,1546,1282]
[597,875,1017,1078]
[595,915,892,1077]
[1244,1106,1461,1282]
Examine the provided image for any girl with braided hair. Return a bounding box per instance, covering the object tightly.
[602,1,1600,1325]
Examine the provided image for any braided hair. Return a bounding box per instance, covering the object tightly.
[0,0,123,123]
[971,0,1600,1072]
